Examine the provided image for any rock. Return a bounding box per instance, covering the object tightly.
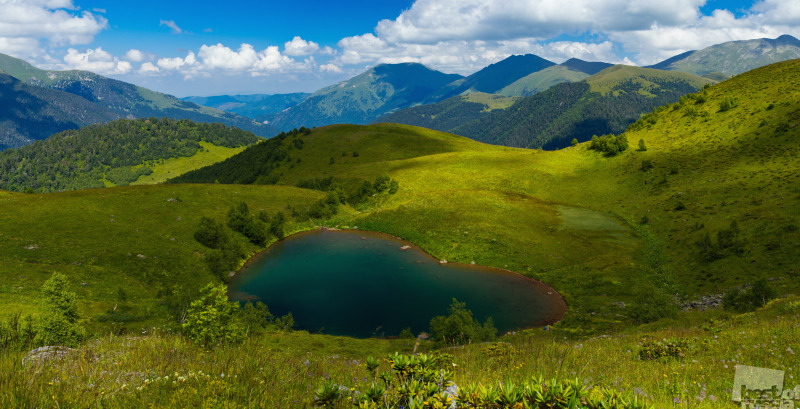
[443,383,459,409]
[167,198,177,203]
[440,259,447,264]
[22,346,75,367]
[611,301,626,309]
[24,244,39,250]
[136,254,147,259]
[399,245,410,251]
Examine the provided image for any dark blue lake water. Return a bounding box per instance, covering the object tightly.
[228,229,564,338]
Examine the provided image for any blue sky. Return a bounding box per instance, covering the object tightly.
[1,0,797,97]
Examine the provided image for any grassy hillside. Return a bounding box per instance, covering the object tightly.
[0,184,321,321]
[0,53,278,139]
[268,63,462,131]
[498,65,590,97]
[1,60,799,408]
[424,54,555,102]
[0,118,259,192]
[0,73,122,149]
[454,65,713,149]
[498,59,612,97]
[373,93,519,133]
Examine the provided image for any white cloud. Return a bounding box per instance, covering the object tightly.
[199,43,258,70]
[124,49,146,62]
[373,0,706,44]
[63,47,132,74]
[320,63,342,73]
[0,0,106,58]
[327,0,800,72]
[159,20,183,34]
[157,51,197,70]
[138,62,160,74]
[284,36,320,56]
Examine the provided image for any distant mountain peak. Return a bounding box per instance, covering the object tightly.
[646,35,800,76]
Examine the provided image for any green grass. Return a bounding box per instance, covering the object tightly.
[461,92,520,111]
[0,184,321,325]
[132,142,248,185]
[2,295,799,408]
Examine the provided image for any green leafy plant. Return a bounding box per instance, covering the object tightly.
[182,283,246,347]
[429,299,496,346]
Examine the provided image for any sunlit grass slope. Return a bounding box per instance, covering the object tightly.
[0,184,321,324]
[131,142,248,185]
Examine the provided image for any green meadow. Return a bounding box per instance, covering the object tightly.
[0,59,799,407]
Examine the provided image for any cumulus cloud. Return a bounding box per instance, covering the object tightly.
[63,47,132,74]
[138,62,160,74]
[0,0,106,57]
[157,51,197,71]
[328,0,800,72]
[373,0,706,44]
[159,20,183,34]
[124,49,146,62]
[283,36,335,56]
[151,43,304,77]
[320,63,342,73]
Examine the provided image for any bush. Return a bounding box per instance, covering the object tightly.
[589,134,629,156]
[429,299,496,345]
[627,286,678,323]
[194,217,228,249]
[34,273,86,347]
[723,278,776,312]
[640,159,654,172]
[638,338,692,360]
[183,284,246,347]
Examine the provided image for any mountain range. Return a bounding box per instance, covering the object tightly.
[180,93,310,124]
[0,53,277,150]
[379,65,713,149]
[217,35,800,135]
[647,34,800,77]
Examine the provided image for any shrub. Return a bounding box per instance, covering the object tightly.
[35,273,86,347]
[640,159,654,172]
[718,96,738,112]
[638,338,692,360]
[429,298,496,345]
[627,286,678,323]
[183,284,246,347]
[589,134,629,156]
[194,216,228,249]
[638,138,647,151]
[723,278,776,312]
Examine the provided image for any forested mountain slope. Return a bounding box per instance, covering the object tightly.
[0,118,259,192]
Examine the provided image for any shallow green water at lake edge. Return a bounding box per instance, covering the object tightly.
[229,230,565,338]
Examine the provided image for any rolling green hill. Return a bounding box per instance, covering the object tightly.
[456,65,713,149]
[424,54,555,102]
[373,92,519,133]
[498,58,613,97]
[0,73,123,150]
[268,63,462,130]
[0,53,278,139]
[180,93,310,123]
[647,34,800,76]
[0,118,259,192]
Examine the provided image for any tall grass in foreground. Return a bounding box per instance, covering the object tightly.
[2,296,799,408]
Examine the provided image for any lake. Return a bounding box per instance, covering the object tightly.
[228,229,565,338]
